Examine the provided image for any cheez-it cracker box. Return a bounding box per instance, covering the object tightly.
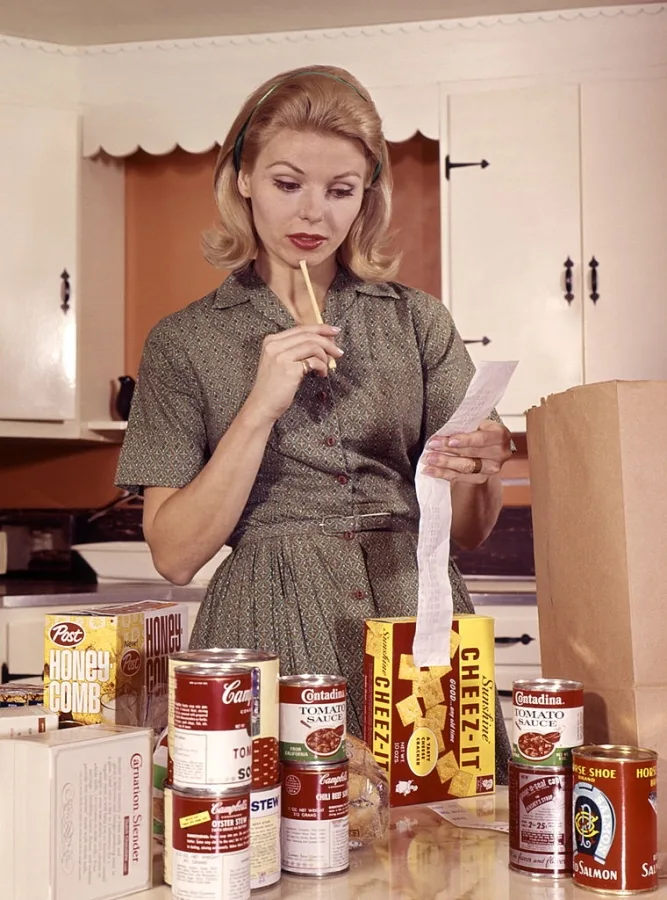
[44,600,187,730]
[364,615,495,806]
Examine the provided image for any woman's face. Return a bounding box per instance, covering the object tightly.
[238,129,367,272]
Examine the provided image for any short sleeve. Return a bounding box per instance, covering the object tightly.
[411,293,509,444]
[115,320,208,493]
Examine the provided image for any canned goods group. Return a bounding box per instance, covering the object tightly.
[512,679,584,767]
[509,761,573,878]
[572,745,658,894]
[169,649,280,788]
[173,664,253,789]
[172,785,251,900]
[279,675,347,763]
[281,760,350,876]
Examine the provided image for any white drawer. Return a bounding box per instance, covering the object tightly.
[496,664,542,696]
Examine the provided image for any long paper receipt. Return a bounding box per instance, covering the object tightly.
[412,360,518,667]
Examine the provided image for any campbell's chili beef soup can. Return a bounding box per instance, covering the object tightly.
[573,745,658,894]
[169,649,279,787]
[512,679,583,766]
[279,675,347,763]
[173,664,252,789]
[281,760,349,876]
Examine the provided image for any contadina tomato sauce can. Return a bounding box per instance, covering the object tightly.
[509,760,573,878]
[173,664,252,789]
[172,786,250,900]
[281,761,349,876]
[279,675,346,763]
[513,679,584,766]
[169,649,280,788]
[573,745,658,894]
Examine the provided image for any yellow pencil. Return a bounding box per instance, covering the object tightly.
[299,259,336,372]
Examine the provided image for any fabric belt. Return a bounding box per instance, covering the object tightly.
[229,512,418,547]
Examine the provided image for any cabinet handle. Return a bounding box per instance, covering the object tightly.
[445,155,490,180]
[463,337,492,346]
[60,269,71,312]
[563,257,574,303]
[498,689,513,698]
[589,257,599,303]
[495,634,535,646]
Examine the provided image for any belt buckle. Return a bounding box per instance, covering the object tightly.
[318,512,392,536]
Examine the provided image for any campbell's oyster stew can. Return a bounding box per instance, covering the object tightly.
[279,675,347,763]
[573,745,658,894]
[173,664,252,789]
[509,761,573,878]
[512,679,583,766]
[281,761,349,876]
[169,649,279,788]
[172,786,250,900]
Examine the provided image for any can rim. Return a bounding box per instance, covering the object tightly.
[573,744,658,763]
[174,663,252,678]
[508,760,573,774]
[513,678,584,692]
[169,648,279,663]
[279,674,347,688]
[172,784,250,798]
[281,759,349,771]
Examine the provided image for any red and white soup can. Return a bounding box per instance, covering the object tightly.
[173,664,252,789]
[281,761,349,876]
[172,786,250,900]
[279,675,346,764]
[169,649,280,788]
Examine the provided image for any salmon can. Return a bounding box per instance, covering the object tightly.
[173,664,252,789]
[513,679,584,766]
[279,675,346,763]
[172,785,250,900]
[573,745,658,894]
[281,761,349,876]
[169,649,280,788]
[251,783,281,889]
[508,761,573,878]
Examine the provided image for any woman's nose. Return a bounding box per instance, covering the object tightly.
[299,190,325,223]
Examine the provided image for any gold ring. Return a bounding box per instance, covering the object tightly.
[301,359,312,376]
[470,457,483,475]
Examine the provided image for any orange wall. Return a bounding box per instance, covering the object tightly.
[0,136,527,508]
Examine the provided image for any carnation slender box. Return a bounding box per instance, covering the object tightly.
[44,600,188,730]
[0,725,153,900]
[363,615,496,807]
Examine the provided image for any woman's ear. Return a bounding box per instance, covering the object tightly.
[237,170,251,199]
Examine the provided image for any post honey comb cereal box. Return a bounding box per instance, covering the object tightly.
[363,615,495,807]
[44,600,188,729]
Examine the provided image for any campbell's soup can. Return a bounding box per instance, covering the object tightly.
[251,784,281,889]
[573,745,658,894]
[281,760,349,876]
[512,679,583,766]
[508,761,573,878]
[172,785,250,900]
[173,664,252,789]
[163,782,173,886]
[279,675,346,763]
[169,649,279,788]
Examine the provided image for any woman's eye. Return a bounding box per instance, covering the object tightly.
[330,188,354,199]
[274,180,300,192]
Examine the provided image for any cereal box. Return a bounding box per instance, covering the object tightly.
[363,615,495,807]
[44,600,188,729]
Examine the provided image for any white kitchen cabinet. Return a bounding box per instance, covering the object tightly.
[0,103,125,441]
[443,77,667,429]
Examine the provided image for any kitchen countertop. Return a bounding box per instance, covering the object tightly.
[136,788,665,899]
[0,580,206,607]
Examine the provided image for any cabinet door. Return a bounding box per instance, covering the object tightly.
[445,86,583,425]
[581,78,667,384]
[0,105,78,421]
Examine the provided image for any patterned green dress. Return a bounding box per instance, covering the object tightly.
[115,266,512,783]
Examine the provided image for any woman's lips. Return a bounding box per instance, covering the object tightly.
[288,234,326,251]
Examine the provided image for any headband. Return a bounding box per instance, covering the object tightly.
[232,71,383,184]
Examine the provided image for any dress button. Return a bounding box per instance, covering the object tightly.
[352,589,367,600]
[336,474,349,486]
[325,436,337,447]
[342,532,354,541]
[319,391,328,402]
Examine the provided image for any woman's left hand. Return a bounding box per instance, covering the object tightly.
[421,420,512,484]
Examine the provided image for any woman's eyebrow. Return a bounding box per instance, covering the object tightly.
[267,161,362,180]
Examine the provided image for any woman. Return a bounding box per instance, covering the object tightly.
[116,64,513,780]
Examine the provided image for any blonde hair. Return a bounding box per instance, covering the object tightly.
[203,65,398,282]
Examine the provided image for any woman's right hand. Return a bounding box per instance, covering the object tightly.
[245,324,343,423]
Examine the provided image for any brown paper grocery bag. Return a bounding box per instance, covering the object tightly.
[527,381,667,856]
